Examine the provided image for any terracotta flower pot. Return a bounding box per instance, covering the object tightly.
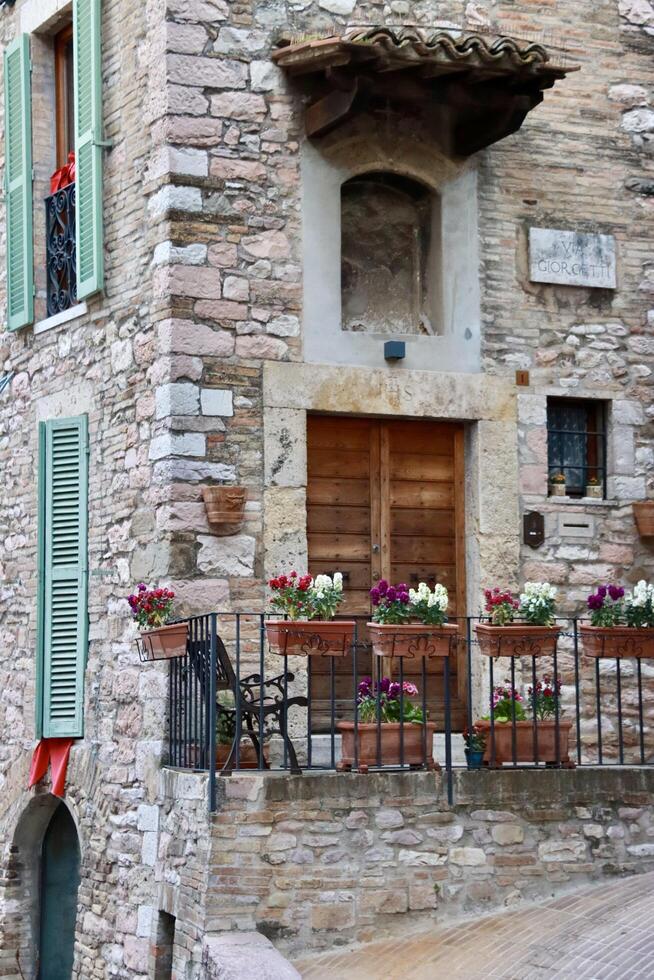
[337,721,437,771]
[216,742,270,770]
[474,623,560,658]
[367,623,458,659]
[139,621,188,661]
[201,486,247,530]
[266,620,356,657]
[633,502,654,538]
[579,624,654,659]
[476,719,572,765]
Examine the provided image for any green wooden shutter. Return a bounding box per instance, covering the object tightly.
[73,0,103,299]
[3,34,33,330]
[38,416,89,738]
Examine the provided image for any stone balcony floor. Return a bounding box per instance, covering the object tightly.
[294,871,654,979]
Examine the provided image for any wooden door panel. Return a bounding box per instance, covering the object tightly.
[307,415,466,731]
[307,478,370,506]
[389,481,454,509]
[390,453,455,482]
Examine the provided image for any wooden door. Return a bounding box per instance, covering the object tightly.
[307,416,466,730]
[38,803,80,980]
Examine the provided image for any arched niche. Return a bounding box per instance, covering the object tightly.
[301,115,481,372]
[341,171,442,336]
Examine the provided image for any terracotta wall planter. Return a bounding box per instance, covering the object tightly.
[201,486,247,531]
[633,502,654,537]
[337,721,437,771]
[367,622,458,659]
[476,719,572,765]
[580,625,654,659]
[475,623,560,658]
[139,622,188,661]
[266,620,356,657]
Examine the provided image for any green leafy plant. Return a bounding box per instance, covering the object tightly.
[519,581,557,626]
[357,677,425,724]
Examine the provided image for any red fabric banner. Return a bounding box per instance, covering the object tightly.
[49,151,76,194]
[28,738,74,798]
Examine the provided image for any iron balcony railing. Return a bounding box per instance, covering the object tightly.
[153,614,654,811]
[45,182,77,317]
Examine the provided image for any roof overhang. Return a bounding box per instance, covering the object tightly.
[273,27,579,155]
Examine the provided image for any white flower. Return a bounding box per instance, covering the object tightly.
[333,572,343,592]
[314,574,332,591]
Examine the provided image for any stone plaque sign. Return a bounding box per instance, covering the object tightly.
[529,228,616,289]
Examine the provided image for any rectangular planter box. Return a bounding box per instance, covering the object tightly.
[580,625,654,659]
[367,623,458,659]
[476,719,572,765]
[337,721,437,771]
[266,620,356,657]
[475,623,560,658]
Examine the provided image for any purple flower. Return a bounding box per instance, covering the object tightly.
[399,591,410,604]
[608,585,624,601]
[386,586,398,602]
[376,580,389,596]
[388,682,401,699]
[397,583,408,592]
[138,582,147,592]
[127,595,136,605]
[370,588,381,606]
[588,594,602,610]
[598,585,607,599]
[379,677,391,695]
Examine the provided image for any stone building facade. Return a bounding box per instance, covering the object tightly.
[0,0,653,976]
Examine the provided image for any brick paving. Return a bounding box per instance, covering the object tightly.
[294,872,654,979]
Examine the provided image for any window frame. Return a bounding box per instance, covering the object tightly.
[54,23,75,170]
[546,398,607,499]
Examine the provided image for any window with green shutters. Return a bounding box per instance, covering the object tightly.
[73,0,104,299]
[37,417,89,739]
[3,34,34,330]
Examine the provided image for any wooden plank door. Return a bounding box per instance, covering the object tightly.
[307,415,467,730]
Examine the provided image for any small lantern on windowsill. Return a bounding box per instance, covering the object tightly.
[548,472,567,498]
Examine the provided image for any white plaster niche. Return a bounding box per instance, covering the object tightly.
[301,123,481,373]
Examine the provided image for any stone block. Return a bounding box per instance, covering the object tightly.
[141,831,158,867]
[202,933,300,980]
[264,409,306,488]
[152,242,207,266]
[491,824,524,846]
[148,185,202,217]
[155,383,200,419]
[449,847,487,866]
[167,54,247,89]
[399,850,447,867]
[210,92,267,120]
[158,319,235,358]
[197,535,256,576]
[223,276,250,302]
[612,399,646,425]
[148,433,205,460]
[136,804,160,833]
[201,388,234,416]
[538,839,587,863]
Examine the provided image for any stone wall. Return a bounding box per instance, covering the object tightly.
[203,767,654,959]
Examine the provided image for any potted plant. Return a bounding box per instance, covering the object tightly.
[337,676,436,771]
[633,502,654,537]
[476,676,571,765]
[580,581,654,657]
[475,582,560,657]
[216,692,270,770]
[129,583,188,661]
[265,571,355,656]
[585,476,602,499]
[367,580,458,659]
[549,472,567,497]
[463,725,486,770]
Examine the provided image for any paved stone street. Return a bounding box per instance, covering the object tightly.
[294,872,654,979]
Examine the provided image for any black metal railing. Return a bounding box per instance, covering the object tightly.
[45,182,77,317]
[163,614,654,811]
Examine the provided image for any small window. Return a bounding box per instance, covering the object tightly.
[547,399,606,498]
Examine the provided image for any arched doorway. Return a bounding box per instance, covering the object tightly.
[38,802,80,980]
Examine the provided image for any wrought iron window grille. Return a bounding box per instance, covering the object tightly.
[45,182,77,317]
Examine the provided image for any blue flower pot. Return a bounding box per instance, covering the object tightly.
[465,748,485,770]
